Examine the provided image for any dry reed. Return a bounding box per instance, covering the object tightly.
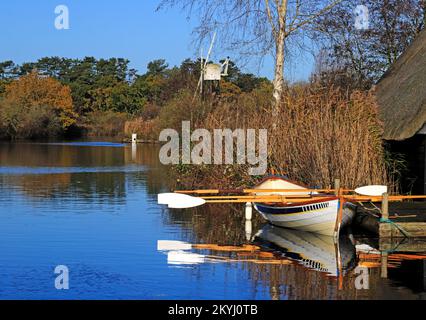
[172,85,389,190]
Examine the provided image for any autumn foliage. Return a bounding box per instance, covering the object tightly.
[0,71,76,138]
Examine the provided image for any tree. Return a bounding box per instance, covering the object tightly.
[147,59,169,76]
[86,82,146,114]
[158,0,343,111]
[314,0,425,89]
[221,60,269,92]
[0,61,19,80]
[2,71,76,130]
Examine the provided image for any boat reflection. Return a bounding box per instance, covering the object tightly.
[253,224,357,277]
[158,225,357,278]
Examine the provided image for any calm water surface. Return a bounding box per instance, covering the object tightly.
[0,141,425,300]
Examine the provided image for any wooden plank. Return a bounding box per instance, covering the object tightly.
[380,222,392,238]
[380,222,426,238]
[379,238,426,252]
[397,223,426,237]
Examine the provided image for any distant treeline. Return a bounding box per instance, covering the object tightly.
[0,57,270,139]
[0,57,269,114]
[0,56,401,190]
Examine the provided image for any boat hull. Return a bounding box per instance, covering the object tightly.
[254,199,354,236]
[253,177,355,236]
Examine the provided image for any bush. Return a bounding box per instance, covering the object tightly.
[0,102,62,139]
[82,110,128,137]
[124,118,158,141]
[2,71,76,130]
[157,89,214,131]
[0,71,77,139]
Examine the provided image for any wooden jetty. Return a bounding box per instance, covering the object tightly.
[353,198,426,239]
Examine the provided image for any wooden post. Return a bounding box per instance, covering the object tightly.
[334,179,340,196]
[381,251,388,278]
[380,192,392,238]
[382,192,389,220]
[333,179,343,239]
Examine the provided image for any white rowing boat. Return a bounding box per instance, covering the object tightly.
[253,177,355,236]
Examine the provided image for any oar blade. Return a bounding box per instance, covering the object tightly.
[158,193,173,205]
[355,185,387,196]
[167,251,206,265]
[157,193,206,209]
[157,240,192,251]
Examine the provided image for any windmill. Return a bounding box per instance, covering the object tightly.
[194,32,230,100]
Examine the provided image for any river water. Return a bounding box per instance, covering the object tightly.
[0,141,425,300]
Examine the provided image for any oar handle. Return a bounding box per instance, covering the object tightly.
[176,188,353,194]
[344,195,426,202]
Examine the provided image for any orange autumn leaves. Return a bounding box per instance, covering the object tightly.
[3,71,77,130]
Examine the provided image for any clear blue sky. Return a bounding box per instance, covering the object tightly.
[0,0,314,81]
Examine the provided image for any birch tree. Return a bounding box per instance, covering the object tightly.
[158,0,342,111]
[314,0,425,89]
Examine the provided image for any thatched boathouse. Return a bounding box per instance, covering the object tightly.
[375,28,426,194]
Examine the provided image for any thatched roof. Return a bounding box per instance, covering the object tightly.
[375,28,426,141]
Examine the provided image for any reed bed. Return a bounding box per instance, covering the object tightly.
[269,87,388,189]
[172,85,389,190]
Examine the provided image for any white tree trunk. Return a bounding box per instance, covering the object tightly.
[273,33,285,108]
[272,0,287,119]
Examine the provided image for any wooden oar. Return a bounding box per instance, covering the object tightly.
[167,250,292,265]
[176,186,387,195]
[159,193,332,208]
[201,194,314,199]
[176,188,343,194]
[158,185,392,209]
[158,240,260,252]
[344,195,426,202]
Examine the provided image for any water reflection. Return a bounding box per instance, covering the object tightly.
[0,142,167,205]
[0,141,425,300]
[254,225,357,277]
[159,225,357,278]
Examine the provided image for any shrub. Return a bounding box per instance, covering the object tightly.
[83,110,128,137]
[0,102,62,139]
[124,118,158,141]
[2,71,76,130]
[157,89,214,131]
[0,71,77,139]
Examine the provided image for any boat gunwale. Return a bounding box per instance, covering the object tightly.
[254,196,339,208]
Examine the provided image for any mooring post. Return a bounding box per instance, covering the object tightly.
[132,133,137,144]
[334,179,340,196]
[382,192,389,220]
[333,179,342,240]
[131,133,137,161]
[245,202,253,220]
[381,251,389,278]
[245,202,253,241]
[380,192,391,238]
[245,220,252,241]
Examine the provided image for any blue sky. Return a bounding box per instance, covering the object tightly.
[0,0,315,81]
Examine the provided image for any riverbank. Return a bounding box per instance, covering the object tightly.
[0,58,398,191]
